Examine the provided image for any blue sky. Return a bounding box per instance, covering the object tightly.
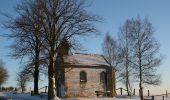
[0,0,170,94]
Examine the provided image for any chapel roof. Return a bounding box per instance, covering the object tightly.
[63,53,111,67]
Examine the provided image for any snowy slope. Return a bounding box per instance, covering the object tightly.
[1,92,170,100]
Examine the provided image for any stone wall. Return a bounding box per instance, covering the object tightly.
[64,67,106,98]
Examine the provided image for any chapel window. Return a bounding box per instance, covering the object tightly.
[80,71,87,83]
[100,71,107,83]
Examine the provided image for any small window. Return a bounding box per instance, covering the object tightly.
[100,71,106,83]
[80,71,87,83]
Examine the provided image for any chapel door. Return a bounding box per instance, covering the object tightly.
[57,73,65,98]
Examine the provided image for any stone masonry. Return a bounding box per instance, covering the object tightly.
[64,67,106,98]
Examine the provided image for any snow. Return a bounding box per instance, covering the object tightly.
[1,92,170,100]
[4,92,47,100]
[63,53,109,67]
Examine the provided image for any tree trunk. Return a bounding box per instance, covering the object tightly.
[48,52,57,100]
[34,58,39,95]
[34,37,40,95]
[21,87,24,93]
[125,46,129,96]
[125,70,129,96]
[139,51,143,100]
[139,70,143,100]
[139,84,143,100]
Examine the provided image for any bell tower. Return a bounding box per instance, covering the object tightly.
[59,38,70,55]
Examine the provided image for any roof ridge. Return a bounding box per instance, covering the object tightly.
[74,52,102,56]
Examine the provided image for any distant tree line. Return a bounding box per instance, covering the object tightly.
[102,16,162,100]
[0,86,28,93]
[0,86,17,92]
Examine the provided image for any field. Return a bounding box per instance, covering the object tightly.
[1,92,170,100]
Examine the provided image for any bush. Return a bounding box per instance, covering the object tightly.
[0,60,8,85]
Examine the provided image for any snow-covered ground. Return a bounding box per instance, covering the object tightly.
[0,92,47,100]
[0,92,170,100]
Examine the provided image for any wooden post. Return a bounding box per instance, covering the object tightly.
[120,88,122,95]
[133,89,135,95]
[148,90,150,96]
[45,86,47,93]
[152,96,154,100]
[163,96,165,100]
[166,90,168,98]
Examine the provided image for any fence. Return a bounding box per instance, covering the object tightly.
[38,86,48,93]
[31,86,48,96]
[116,87,134,97]
[116,87,170,100]
[145,91,170,100]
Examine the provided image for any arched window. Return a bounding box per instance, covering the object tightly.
[100,71,106,83]
[80,71,87,83]
[100,71,107,90]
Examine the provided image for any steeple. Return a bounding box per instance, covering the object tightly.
[59,38,70,55]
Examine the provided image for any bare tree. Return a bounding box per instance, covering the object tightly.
[102,33,123,96]
[102,33,121,68]
[3,0,100,99]
[0,59,8,86]
[3,0,46,95]
[36,0,100,99]
[118,20,135,95]
[126,17,161,100]
[17,67,31,93]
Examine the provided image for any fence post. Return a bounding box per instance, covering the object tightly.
[166,90,168,98]
[133,89,135,95]
[120,88,122,95]
[148,90,150,96]
[45,86,47,93]
[152,96,154,100]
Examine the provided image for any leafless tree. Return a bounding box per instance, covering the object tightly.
[3,0,99,99]
[3,0,100,99]
[0,59,8,86]
[126,17,162,100]
[17,67,31,93]
[118,20,135,95]
[102,33,123,96]
[3,0,46,95]
[102,33,122,69]
[36,0,100,99]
